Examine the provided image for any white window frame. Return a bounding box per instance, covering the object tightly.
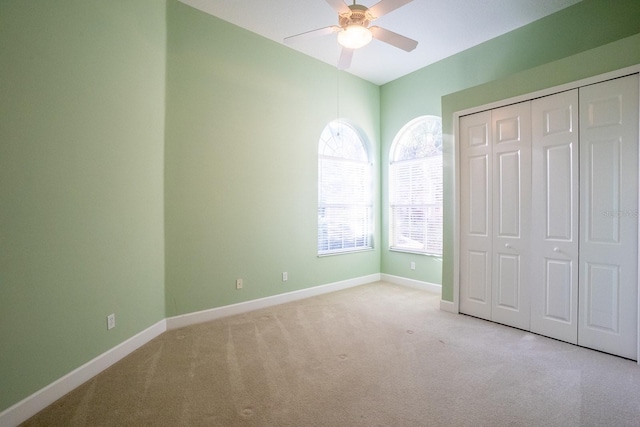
[318,120,373,256]
[389,115,443,256]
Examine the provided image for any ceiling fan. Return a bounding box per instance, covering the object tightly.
[284,0,418,70]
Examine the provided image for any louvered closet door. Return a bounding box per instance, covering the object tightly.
[578,74,639,360]
[530,90,579,344]
[459,111,493,320]
[491,102,532,330]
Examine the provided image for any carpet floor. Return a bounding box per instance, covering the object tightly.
[21,281,640,426]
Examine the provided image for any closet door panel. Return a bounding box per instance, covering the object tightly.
[497,151,521,237]
[467,250,490,302]
[579,74,639,360]
[496,253,521,309]
[588,139,621,242]
[491,102,531,330]
[530,90,579,344]
[544,259,573,321]
[460,111,493,320]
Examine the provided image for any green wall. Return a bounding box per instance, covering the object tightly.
[2,0,640,417]
[380,0,640,295]
[164,1,381,317]
[0,0,167,412]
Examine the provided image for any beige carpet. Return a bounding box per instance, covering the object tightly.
[21,281,640,426]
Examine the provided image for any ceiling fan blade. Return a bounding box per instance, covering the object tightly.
[284,26,341,44]
[325,0,350,15]
[368,0,414,19]
[370,26,418,52]
[338,47,354,70]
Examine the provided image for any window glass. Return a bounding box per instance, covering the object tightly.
[389,116,443,255]
[318,121,373,255]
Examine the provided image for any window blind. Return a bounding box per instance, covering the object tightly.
[318,122,373,255]
[389,116,443,255]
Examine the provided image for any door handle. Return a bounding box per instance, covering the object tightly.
[553,247,561,253]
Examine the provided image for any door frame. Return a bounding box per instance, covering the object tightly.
[450,64,640,363]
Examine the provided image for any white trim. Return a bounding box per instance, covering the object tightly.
[380,273,441,294]
[0,320,167,427]
[439,299,457,313]
[166,274,381,330]
[451,128,461,314]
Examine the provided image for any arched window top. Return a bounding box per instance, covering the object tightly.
[391,115,442,162]
[319,121,368,162]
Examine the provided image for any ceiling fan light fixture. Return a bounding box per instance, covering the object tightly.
[337,24,372,49]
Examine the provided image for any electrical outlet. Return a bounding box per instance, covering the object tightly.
[282,272,288,282]
[236,278,243,289]
[107,313,115,330]
[410,262,416,270]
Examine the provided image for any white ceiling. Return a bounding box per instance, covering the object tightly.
[178,0,582,86]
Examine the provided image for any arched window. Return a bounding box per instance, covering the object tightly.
[389,116,443,255]
[318,121,373,255]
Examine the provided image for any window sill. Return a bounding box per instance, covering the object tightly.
[318,247,375,257]
[389,248,442,258]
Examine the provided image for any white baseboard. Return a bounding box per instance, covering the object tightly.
[439,299,457,313]
[380,273,441,294]
[1,273,382,426]
[166,273,381,330]
[0,320,167,427]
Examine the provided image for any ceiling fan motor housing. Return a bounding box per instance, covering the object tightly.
[339,4,373,29]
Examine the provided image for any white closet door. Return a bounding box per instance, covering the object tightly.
[530,90,579,343]
[491,102,532,330]
[459,111,493,320]
[578,74,639,360]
